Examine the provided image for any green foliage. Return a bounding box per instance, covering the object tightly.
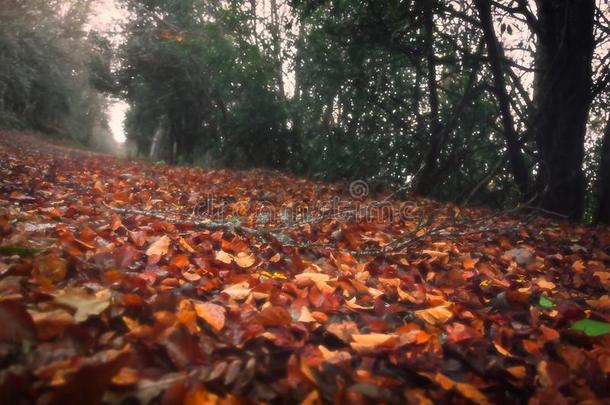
[120,0,290,167]
[538,296,555,308]
[570,319,610,337]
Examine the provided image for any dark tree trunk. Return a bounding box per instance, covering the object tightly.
[533,0,595,220]
[413,0,441,196]
[475,0,531,198]
[597,117,610,223]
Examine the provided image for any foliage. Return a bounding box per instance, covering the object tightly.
[119,0,290,167]
[0,0,111,144]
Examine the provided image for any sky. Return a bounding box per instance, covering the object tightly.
[107,99,129,143]
[88,0,129,143]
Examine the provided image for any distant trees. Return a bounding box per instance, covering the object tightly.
[119,0,291,167]
[0,0,111,144]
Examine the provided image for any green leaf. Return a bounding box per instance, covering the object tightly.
[570,319,610,337]
[538,296,555,308]
[0,246,41,257]
[21,339,33,354]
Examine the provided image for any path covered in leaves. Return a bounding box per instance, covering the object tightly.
[0,131,609,404]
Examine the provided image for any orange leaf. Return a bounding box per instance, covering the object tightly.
[93,180,105,194]
[257,306,292,327]
[111,367,138,386]
[222,282,251,300]
[215,250,233,264]
[536,279,556,290]
[540,325,560,342]
[193,301,225,331]
[571,260,585,273]
[234,252,255,268]
[414,305,453,325]
[183,385,221,405]
[34,255,67,283]
[146,235,170,257]
[171,254,190,268]
[506,366,527,379]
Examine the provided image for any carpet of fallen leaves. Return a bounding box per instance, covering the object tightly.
[0,131,609,405]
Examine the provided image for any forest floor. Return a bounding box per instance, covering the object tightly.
[0,130,609,404]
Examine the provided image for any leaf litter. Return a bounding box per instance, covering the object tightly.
[0,133,609,403]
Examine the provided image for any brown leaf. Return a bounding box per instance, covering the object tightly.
[53,288,111,323]
[34,255,67,283]
[193,301,226,331]
[257,306,292,327]
[350,333,396,353]
[537,360,570,388]
[234,252,255,268]
[38,348,130,405]
[183,385,222,405]
[29,309,73,340]
[215,250,233,264]
[111,367,139,387]
[297,306,316,323]
[414,305,453,325]
[146,235,170,257]
[0,300,36,343]
[326,321,359,342]
[222,281,251,300]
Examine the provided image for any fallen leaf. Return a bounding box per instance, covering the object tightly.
[257,306,292,327]
[422,250,448,258]
[215,249,233,264]
[297,306,316,323]
[234,252,255,268]
[350,333,396,353]
[570,319,610,337]
[326,321,359,342]
[538,295,555,308]
[0,300,36,343]
[146,235,170,257]
[506,366,527,379]
[53,288,111,323]
[586,295,610,310]
[222,282,251,300]
[415,305,453,325]
[33,254,67,283]
[193,301,225,331]
[111,367,139,386]
[536,279,556,290]
[29,309,73,340]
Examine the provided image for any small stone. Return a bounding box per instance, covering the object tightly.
[505,248,534,266]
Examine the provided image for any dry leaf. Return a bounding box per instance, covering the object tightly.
[146,235,170,257]
[53,288,111,323]
[234,252,255,268]
[193,301,225,331]
[415,305,453,325]
[222,281,251,300]
[215,250,233,264]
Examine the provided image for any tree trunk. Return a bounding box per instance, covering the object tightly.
[413,1,441,196]
[475,0,531,198]
[597,116,610,223]
[269,0,285,100]
[533,0,595,220]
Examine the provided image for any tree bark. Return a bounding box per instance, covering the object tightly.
[597,116,610,223]
[412,1,441,196]
[533,0,595,220]
[475,0,531,199]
